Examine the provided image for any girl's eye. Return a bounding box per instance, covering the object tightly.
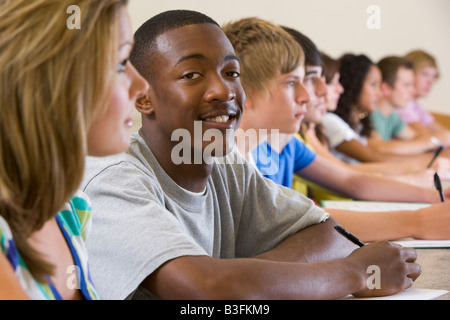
[117,59,129,73]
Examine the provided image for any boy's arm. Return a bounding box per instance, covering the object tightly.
[142,218,420,300]
[335,138,429,162]
[298,154,442,203]
[328,201,450,242]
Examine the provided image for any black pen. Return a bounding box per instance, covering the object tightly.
[334,225,365,247]
[427,146,444,168]
[434,172,445,202]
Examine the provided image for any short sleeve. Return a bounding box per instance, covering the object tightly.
[293,136,316,172]
[58,190,93,241]
[397,100,435,126]
[83,160,208,300]
[322,113,359,148]
[392,112,406,137]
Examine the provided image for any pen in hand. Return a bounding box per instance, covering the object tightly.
[434,172,445,202]
[427,146,444,168]
[334,225,365,247]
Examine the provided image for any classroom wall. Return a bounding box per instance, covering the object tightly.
[127,0,450,121]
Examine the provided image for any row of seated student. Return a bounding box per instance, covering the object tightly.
[1,1,449,300]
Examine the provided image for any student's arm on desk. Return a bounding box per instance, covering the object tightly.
[326,201,450,242]
[368,129,450,155]
[0,253,30,300]
[297,154,444,203]
[335,138,431,163]
[142,218,420,300]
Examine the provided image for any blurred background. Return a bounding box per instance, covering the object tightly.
[127,0,450,131]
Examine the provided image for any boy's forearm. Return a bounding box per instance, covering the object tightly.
[145,253,365,300]
[349,173,440,203]
[326,208,415,242]
[254,217,357,263]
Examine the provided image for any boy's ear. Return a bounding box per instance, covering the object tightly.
[135,92,154,115]
[380,82,391,97]
[244,96,255,110]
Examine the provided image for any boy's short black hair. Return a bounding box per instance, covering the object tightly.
[130,10,220,84]
[281,26,322,67]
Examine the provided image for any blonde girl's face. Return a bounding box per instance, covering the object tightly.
[87,7,149,157]
[414,65,438,98]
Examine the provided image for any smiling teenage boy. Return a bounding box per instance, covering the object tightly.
[82,10,421,300]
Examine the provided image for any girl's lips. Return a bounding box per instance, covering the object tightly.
[295,113,305,120]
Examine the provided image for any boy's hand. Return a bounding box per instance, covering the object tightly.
[347,241,421,297]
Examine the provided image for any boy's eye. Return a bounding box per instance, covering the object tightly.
[226,71,240,78]
[183,72,202,80]
[303,77,314,85]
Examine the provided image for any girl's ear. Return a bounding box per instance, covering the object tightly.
[135,92,154,115]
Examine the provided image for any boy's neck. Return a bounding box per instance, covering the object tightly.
[139,127,213,193]
[236,120,269,161]
[377,98,395,116]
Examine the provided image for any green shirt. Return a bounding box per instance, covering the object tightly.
[370,109,406,141]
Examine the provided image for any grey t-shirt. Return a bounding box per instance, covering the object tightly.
[82,133,329,299]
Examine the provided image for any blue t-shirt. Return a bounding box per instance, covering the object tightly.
[252,136,316,188]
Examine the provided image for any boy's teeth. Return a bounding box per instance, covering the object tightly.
[205,115,230,123]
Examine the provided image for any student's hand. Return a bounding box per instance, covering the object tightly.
[413,201,450,239]
[434,131,450,148]
[346,241,421,298]
[430,157,450,174]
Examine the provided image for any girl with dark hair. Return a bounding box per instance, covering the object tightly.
[321,53,447,167]
[298,53,442,194]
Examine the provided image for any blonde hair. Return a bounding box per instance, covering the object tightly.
[404,49,440,80]
[0,0,127,282]
[223,17,304,98]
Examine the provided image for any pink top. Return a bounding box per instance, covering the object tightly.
[396,99,435,126]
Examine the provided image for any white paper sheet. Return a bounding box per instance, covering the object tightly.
[321,200,431,212]
[342,288,449,300]
[321,200,450,248]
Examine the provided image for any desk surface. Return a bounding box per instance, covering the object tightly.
[412,248,450,300]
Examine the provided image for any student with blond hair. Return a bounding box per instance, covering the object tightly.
[0,0,148,299]
[398,50,450,136]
